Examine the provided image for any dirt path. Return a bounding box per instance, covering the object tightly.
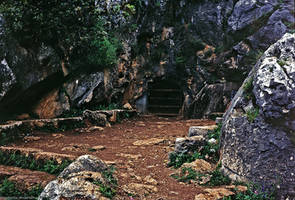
[10,115,215,199]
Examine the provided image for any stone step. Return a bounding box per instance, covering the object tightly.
[188,125,218,137]
[149,89,180,92]
[0,165,56,191]
[0,146,76,164]
[151,113,179,117]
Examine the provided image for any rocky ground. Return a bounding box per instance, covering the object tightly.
[0,115,247,200]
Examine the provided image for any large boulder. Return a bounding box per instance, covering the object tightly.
[39,155,112,200]
[64,72,105,107]
[220,33,295,199]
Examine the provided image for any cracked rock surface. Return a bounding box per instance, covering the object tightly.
[220,33,295,199]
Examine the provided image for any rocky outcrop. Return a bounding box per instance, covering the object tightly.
[1,0,294,120]
[220,33,295,199]
[125,0,294,117]
[39,155,112,200]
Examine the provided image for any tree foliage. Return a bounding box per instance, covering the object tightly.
[0,0,122,69]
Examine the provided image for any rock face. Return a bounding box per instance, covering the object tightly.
[220,33,295,199]
[185,83,239,119]
[1,0,294,120]
[39,155,111,200]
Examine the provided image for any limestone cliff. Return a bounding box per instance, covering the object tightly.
[0,0,294,120]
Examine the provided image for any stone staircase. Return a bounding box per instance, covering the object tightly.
[148,88,182,116]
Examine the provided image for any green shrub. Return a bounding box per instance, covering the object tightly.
[0,0,122,71]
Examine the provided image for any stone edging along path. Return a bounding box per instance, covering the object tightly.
[0,109,137,145]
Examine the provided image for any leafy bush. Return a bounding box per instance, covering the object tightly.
[0,0,121,70]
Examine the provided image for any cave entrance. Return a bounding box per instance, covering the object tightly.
[147,79,183,116]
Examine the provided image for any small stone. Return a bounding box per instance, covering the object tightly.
[143,175,158,185]
[181,159,214,173]
[24,136,41,142]
[87,126,104,132]
[91,145,106,151]
[188,125,217,137]
[215,117,223,124]
[122,183,158,196]
[195,187,234,200]
[133,138,166,146]
[123,103,133,110]
[208,138,217,144]
[52,133,64,138]
[225,185,248,193]
[169,191,179,195]
[117,153,142,160]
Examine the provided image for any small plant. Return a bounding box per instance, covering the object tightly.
[223,183,276,200]
[94,103,121,111]
[0,132,10,146]
[168,124,222,168]
[172,164,231,186]
[0,151,71,175]
[246,107,259,123]
[168,151,203,169]
[0,179,43,198]
[93,166,117,199]
[243,77,255,101]
[277,59,287,67]
[245,50,263,65]
[204,167,231,186]
[243,77,253,94]
[171,167,205,183]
